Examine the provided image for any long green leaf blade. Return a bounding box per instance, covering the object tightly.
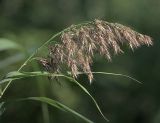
[0,70,141,121]
[22,97,94,123]
[0,71,109,121]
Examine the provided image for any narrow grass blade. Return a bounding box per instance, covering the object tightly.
[20,97,94,123]
[0,70,141,121]
[0,71,109,122]
[91,72,142,84]
[63,76,109,122]
[0,71,58,84]
[67,71,142,84]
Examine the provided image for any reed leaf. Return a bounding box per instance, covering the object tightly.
[0,71,109,121]
[19,97,94,123]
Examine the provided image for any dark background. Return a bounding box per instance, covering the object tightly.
[0,0,160,123]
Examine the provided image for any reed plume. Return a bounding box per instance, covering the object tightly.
[39,19,153,83]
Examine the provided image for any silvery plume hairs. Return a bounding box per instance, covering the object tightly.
[39,19,153,83]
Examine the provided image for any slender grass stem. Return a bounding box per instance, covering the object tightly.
[0,32,61,98]
[0,21,90,98]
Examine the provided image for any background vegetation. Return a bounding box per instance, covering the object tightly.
[0,0,159,123]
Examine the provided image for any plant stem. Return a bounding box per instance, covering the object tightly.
[0,21,91,99]
[0,32,61,99]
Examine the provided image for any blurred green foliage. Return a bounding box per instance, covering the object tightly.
[0,0,160,123]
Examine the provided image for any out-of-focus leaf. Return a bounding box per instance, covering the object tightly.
[0,38,22,51]
[0,102,5,116]
[153,109,160,123]
[0,53,25,69]
[21,97,94,123]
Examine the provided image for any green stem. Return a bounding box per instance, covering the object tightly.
[0,32,61,98]
[0,21,91,99]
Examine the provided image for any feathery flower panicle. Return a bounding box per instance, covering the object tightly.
[39,19,153,83]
